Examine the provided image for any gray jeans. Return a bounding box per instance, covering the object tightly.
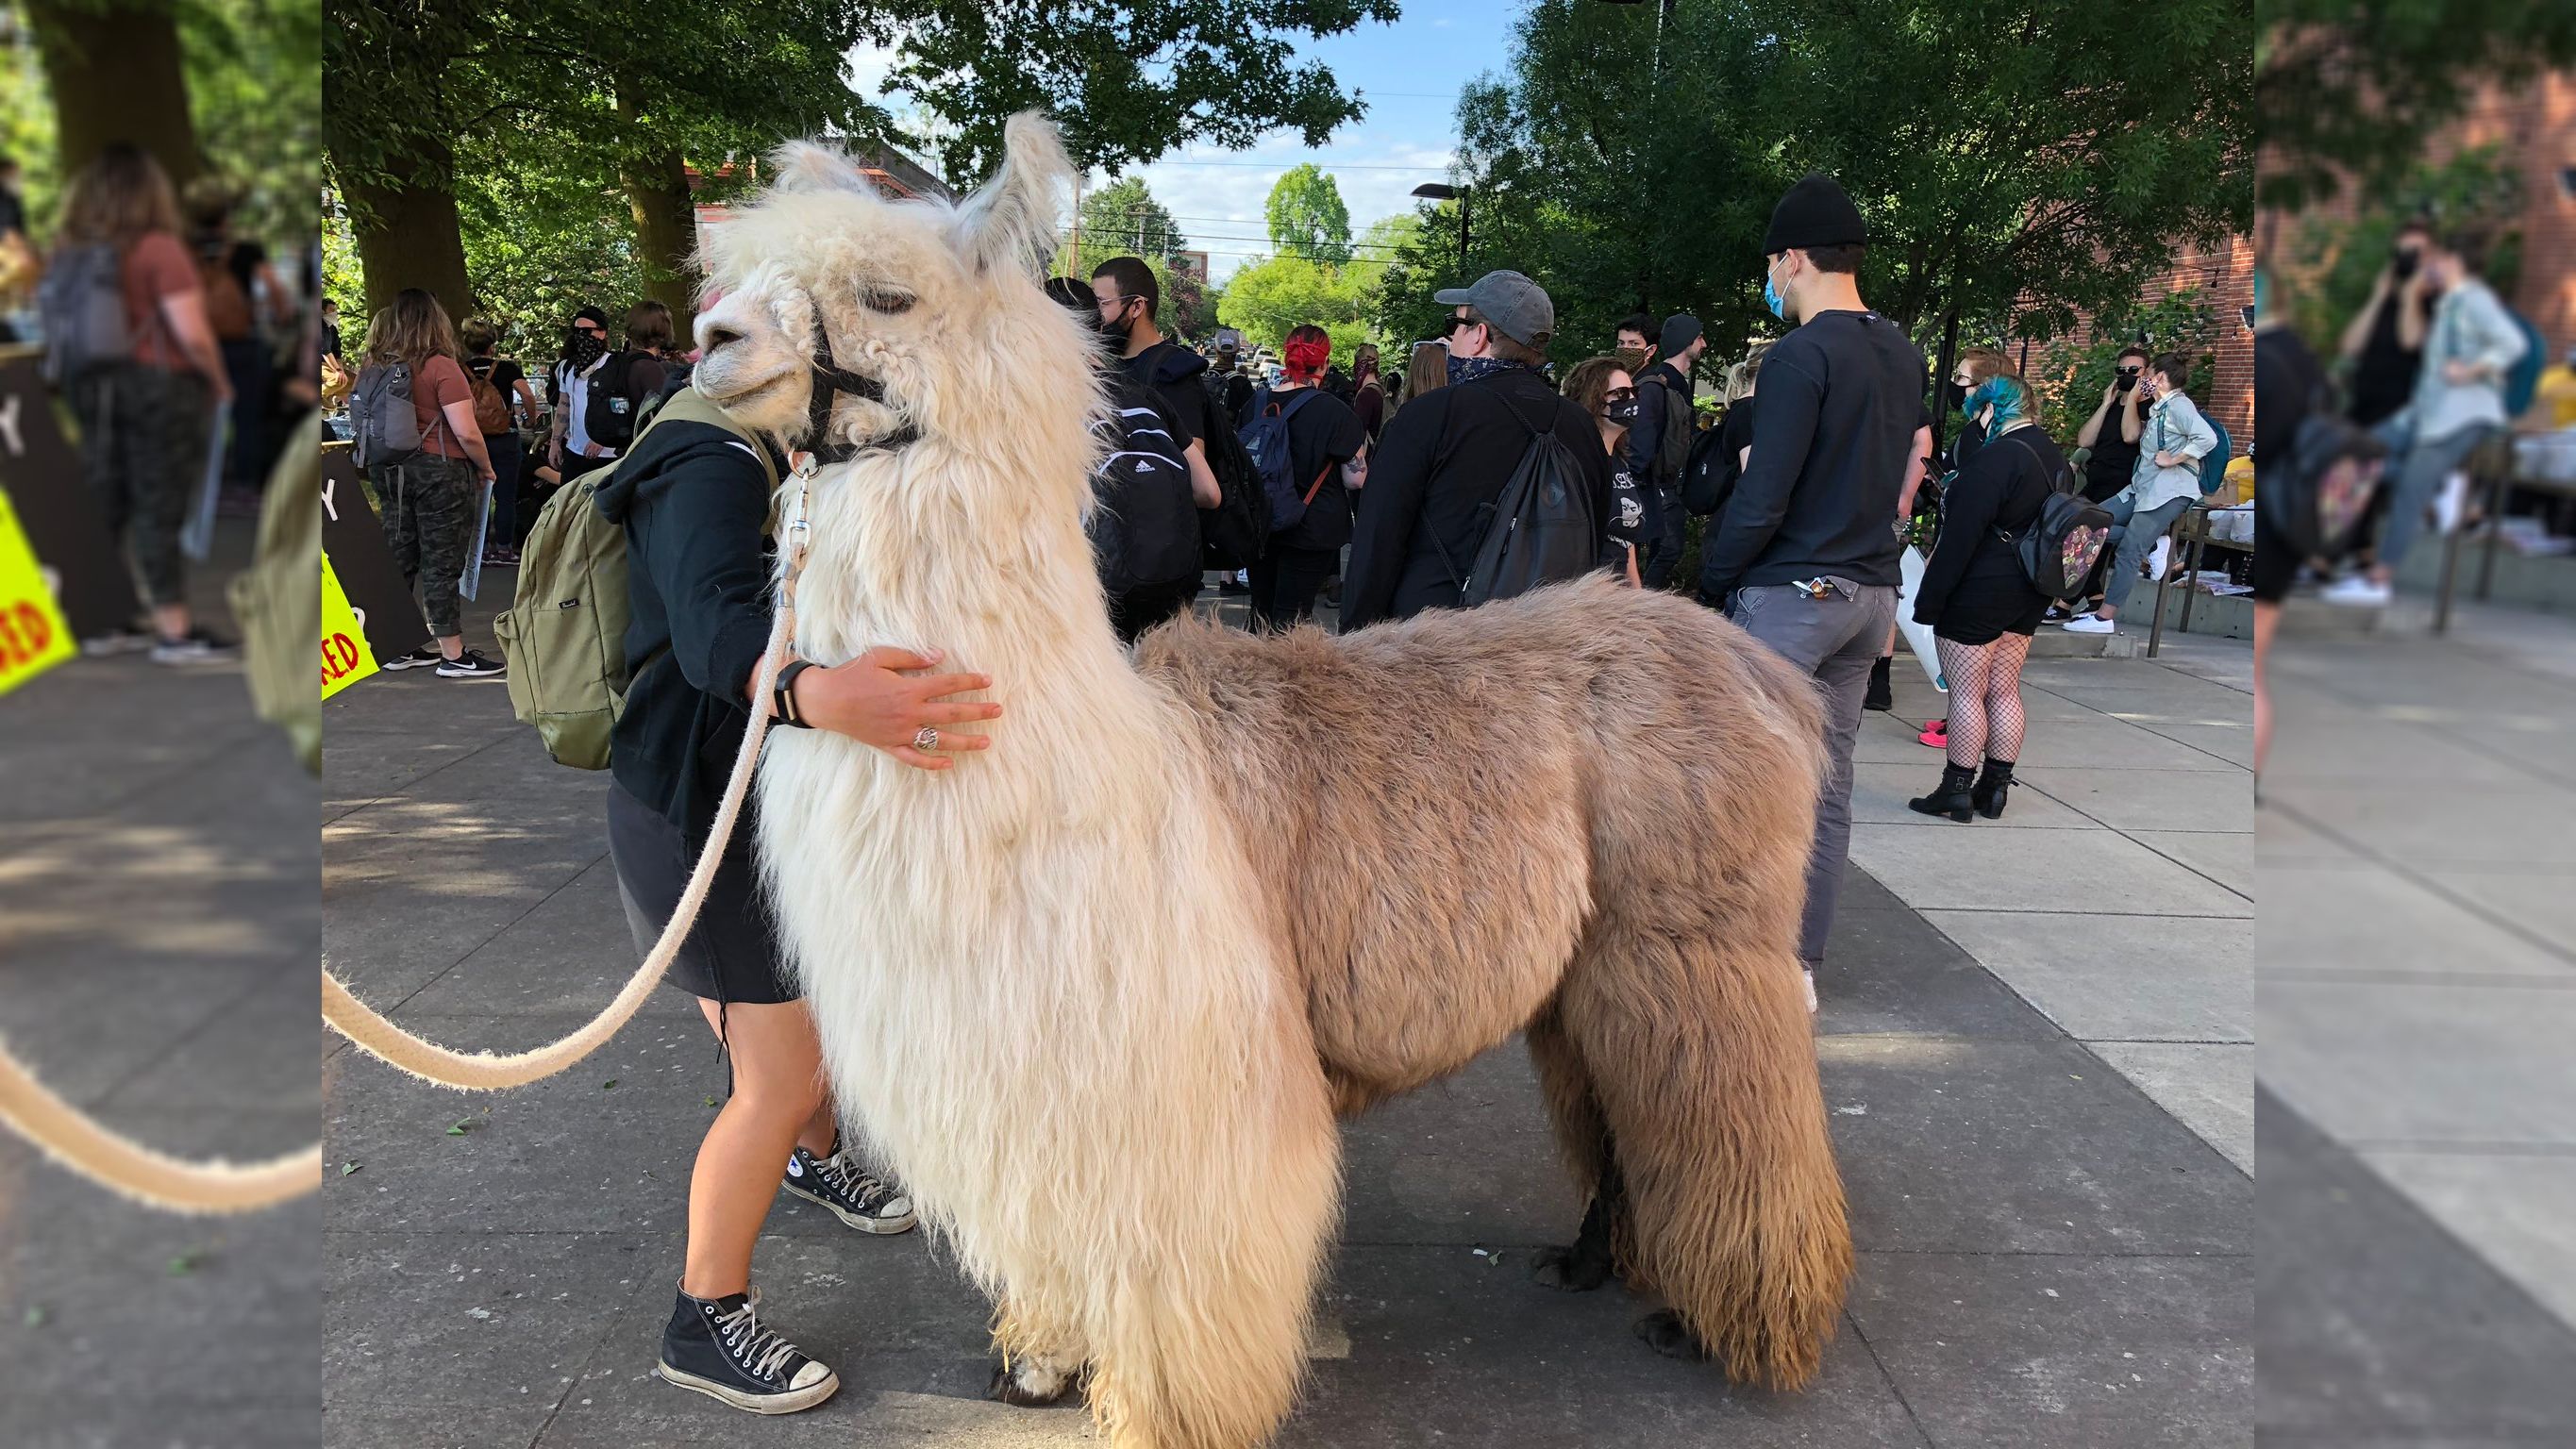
[2374,418,2495,574]
[2099,491,2194,617]
[1730,580,1900,971]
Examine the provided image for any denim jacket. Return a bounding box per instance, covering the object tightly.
[2411,278,2525,442]
[2129,390,2218,512]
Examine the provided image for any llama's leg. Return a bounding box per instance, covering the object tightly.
[1563,911,1852,1391]
[1083,1061,1340,1449]
[1525,1007,1623,1292]
[989,1300,1086,1407]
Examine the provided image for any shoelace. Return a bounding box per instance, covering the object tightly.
[712,1299,803,1383]
[814,1147,889,1209]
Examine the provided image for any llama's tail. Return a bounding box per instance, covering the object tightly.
[1565,912,1852,1391]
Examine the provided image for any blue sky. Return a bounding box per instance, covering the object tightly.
[848,0,1518,283]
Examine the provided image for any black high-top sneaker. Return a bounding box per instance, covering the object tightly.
[656,1286,839,1415]
[784,1140,918,1234]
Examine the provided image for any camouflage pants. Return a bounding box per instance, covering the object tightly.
[67,364,214,608]
[370,455,478,637]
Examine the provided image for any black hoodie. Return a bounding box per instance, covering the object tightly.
[590,415,784,843]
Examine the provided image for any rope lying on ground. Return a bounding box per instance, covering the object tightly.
[323,607,792,1091]
[0,1034,323,1214]
[3,588,791,1208]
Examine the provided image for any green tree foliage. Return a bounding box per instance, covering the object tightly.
[1076,175,1190,269]
[1380,0,2251,391]
[328,0,1398,337]
[886,0,1398,179]
[0,0,314,257]
[1215,251,1369,362]
[1264,161,1350,265]
[2259,2,2576,211]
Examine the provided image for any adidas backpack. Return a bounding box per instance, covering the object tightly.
[493,388,778,770]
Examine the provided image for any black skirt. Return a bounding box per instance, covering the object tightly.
[606,780,796,1006]
[1931,546,2051,646]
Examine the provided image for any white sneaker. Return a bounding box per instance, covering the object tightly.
[2147,538,2172,579]
[2318,575,2391,608]
[1802,969,1817,1015]
[2062,614,2116,634]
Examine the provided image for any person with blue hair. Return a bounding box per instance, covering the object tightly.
[1905,371,2064,819]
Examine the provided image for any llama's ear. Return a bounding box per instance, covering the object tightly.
[954,111,1071,279]
[768,141,878,198]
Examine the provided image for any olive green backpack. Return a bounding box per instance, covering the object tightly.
[230,410,324,774]
[493,389,778,769]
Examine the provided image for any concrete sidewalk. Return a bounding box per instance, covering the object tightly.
[321,583,2249,1448]
[0,518,323,1449]
[2259,591,2576,1443]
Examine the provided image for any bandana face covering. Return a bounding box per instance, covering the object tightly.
[564,329,607,371]
[1447,354,1532,387]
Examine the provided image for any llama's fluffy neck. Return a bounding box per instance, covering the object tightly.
[787,429,1151,732]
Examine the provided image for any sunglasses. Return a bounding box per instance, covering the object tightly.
[1441,315,1475,337]
[2116,365,2143,377]
[1604,386,1637,403]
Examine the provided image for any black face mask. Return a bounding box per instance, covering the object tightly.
[2393,248,2421,281]
[1607,396,1642,426]
[564,329,607,370]
[1938,380,1965,413]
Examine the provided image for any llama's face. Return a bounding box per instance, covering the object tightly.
[693,112,1079,455]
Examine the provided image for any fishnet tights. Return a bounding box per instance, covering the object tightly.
[1935,634,2032,770]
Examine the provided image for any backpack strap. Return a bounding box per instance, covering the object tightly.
[644,386,782,493]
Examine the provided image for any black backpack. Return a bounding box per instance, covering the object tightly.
[1680,422,1735,517]
[1197,391,1271,571]
[1091,392,1203,595]
[1434,387,1599,608]
[1998,433,2114,600]
[2261,410,2386,563]
[1639,372,1693,486]
[582,351,642,450]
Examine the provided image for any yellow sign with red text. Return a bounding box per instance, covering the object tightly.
[0,487,75,696]
[322,552,376,700]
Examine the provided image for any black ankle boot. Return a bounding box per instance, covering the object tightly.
[1864,655,1894,711]
[1908,763,1979,823]
[1971,758,2016,819]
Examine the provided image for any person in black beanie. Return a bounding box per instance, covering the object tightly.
[1697,172,1926,1024]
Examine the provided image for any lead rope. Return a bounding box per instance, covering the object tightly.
[3,457,817,1211]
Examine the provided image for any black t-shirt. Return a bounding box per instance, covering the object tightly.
[1915,425,2060,636]
[322,321,343,361]
[1699,309,1926,600]
[2349,289,2425,427]
[1247,386,1367,552]
[1603,452,1650,562]
[0,188,26,239]
[2083,391,2150,502]
[2255,326,2326,475]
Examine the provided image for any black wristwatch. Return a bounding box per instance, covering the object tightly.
[772,658,818,728]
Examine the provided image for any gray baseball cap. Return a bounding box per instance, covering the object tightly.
[1432,270,1554,348]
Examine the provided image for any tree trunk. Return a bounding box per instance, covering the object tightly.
[620,147,698,337]
[27,0,201,190]
[1930,305,1961,454]
[341,134,474,325]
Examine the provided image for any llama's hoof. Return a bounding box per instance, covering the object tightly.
[1632,1310,1713,1361]
[1529,1243,1613,1292]
[987,1359,1080,1408]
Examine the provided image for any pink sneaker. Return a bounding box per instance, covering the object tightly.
[1917,719,1948,748]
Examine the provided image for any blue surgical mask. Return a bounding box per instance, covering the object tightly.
[1763,259,1787,321]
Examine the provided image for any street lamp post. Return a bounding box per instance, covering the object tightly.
[1412,182,1468,269]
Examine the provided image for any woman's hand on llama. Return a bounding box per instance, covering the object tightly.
[794,646,1000,771]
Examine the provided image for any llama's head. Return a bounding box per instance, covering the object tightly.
[692,111,1096,466]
